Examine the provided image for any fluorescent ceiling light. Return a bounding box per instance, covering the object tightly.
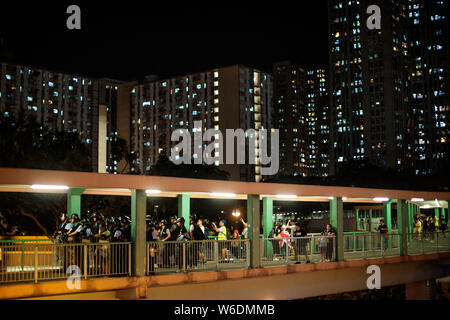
[30,185,69,190]
[146,189,161,194]
[210,193,236,197]
[373,197,389,202]
[435,199,440,207]
[342,197,347,200]
[422,205,431,209]
[275,195,297,199]
[411,198,424,202]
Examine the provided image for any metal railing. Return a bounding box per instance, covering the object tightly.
[343,232,401,260]
[407,231,450,255]
[260,236,336,266]
[0,241,131,284]
[146,239,249,274]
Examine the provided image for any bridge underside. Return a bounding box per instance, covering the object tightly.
[5,252,450,300]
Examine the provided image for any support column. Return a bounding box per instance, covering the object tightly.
[383,200,394,250]
[355,209,359,231]
[247,194,261,268]
[262,197,273,258]
[178,194,190,230]
[435,207,440,220]
[397,200,408,256]
[67,188,85,218]
[131,189,147,276]
[329,197,344,261]
[368,209,373,232]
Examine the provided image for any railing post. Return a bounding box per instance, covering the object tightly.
[215,240,219,270]
[285,239,289,264]
[182,242,186,272]
[128,243,132,276]
[146,243,149,275]
[84,244,87,280]
[34,245,38,284]
[21,240,25,272]
[246,240,250,268]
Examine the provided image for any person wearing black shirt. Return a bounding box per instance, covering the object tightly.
[175,217,189,270]
[293,223,310,264]
[325,224,336,262]
[376,219,389,251]
[158,220,171,267]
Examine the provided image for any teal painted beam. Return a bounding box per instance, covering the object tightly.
[383,200,394,250]
[397,200,408,256]
[178,194,190,231]
[67,188,85,218]
[131,189,147,276]
[247,194,261,268]
[329,197,343,261]
[262,197,273,258]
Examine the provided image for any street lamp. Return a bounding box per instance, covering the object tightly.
[232,209,240,218]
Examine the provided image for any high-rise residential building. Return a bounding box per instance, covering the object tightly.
[306,68,330,177]
[273,61,330,178]
[328,0,411,175]
[118,65,273,182]
[273,61,308,177]
[0,62,122,173]
[407,0,449,174]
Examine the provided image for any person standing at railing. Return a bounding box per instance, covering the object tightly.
[240,218,248,240]
[293,223,310,264]
[413,216,422,241]
[175,217,189,271]
[212,220,230,262]
[279,225,290,260]
[325,224,335,262]
[376,219,388,251]
[94,222,111,274]
[158,220,171,268]
[319,232,327,262]
[195,219,208,264]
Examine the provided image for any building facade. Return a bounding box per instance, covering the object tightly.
[121,65,273,182]
[273,61,330,178]
[407,0,449,174]
[0,62,121,173]
[328,0,411,174]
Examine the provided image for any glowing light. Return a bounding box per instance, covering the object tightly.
[210,193,236,197]
[146,189,161,194]
[373,197,389,202]
[411,198,424,202]
[275,195,297,199]
[30,185,69,190]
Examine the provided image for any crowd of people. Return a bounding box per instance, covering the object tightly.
[54,212,131,244]
[270,220,336,263]
[412,213,447,241]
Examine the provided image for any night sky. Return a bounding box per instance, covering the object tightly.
[0,1,329,81]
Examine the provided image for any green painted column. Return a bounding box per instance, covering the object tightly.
[397,200,408,256]
[442,207,447,222]
[369,209,373,232]
[66,188,85,218]
[262,197,273,258]
[247,194,261,268]
[383,200,394,250]
[178,194,190,230]
[329,197,344,261]
[355,209,359,231]
[131,189,147,276]
[435,207,440,219]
